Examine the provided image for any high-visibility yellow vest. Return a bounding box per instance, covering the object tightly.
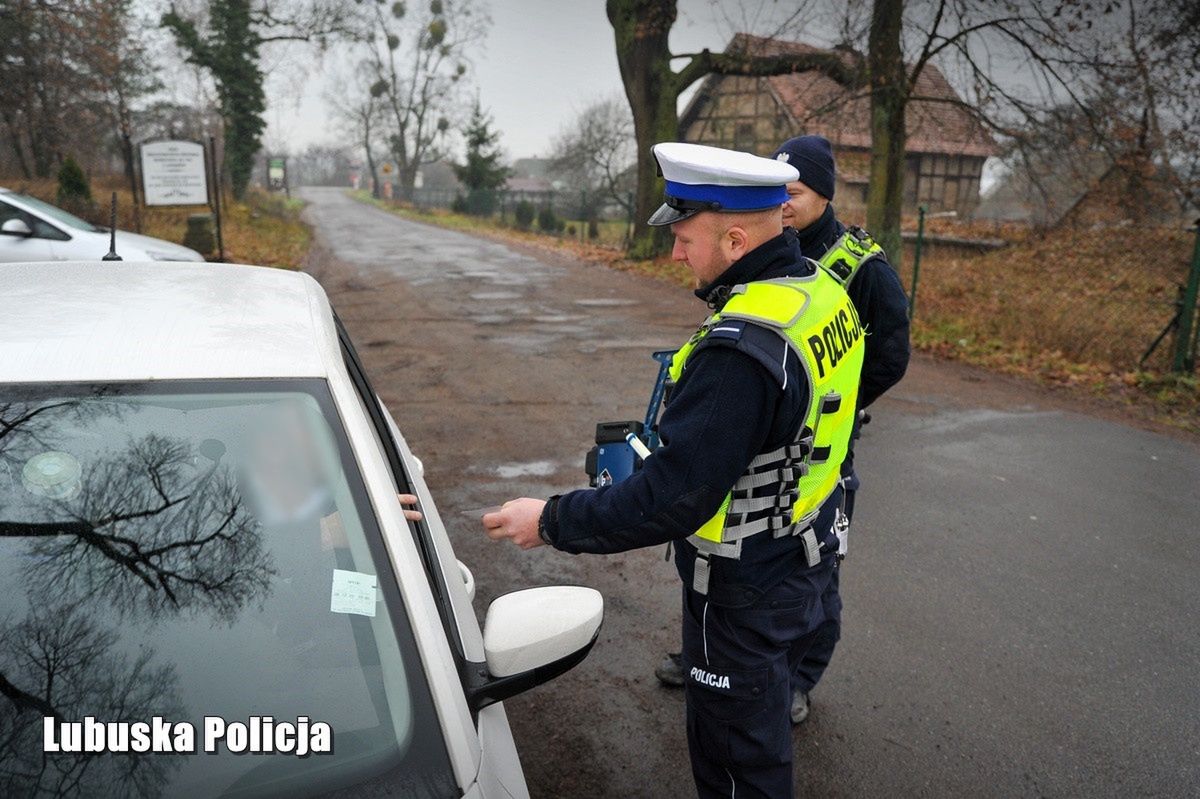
[668,262,864,582]
[817,225,885,287]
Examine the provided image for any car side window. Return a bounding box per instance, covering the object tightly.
[338,345,467,665]
[0,200,25,230]
[30,216,70,241]
[0,200,70,241]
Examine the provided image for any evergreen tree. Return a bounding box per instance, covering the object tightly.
[162,1,354,200]
[162,0,265,201]
[56,156,94,219]
[452,101,509,216]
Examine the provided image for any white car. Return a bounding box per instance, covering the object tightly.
[0,188,203,262]
[0,261,603,798]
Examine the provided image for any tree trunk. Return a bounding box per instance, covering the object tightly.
[866,0,907,270]
[2,111,32,179]
[365,145,380,200]
[608,0,678,258]
[398,163,419,201]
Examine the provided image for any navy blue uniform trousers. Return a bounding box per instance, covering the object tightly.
[682,555,840,798]
[790,476,853,694]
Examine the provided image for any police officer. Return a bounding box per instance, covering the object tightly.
[656,135,911,726]
[773,134,911,723]
[484,142,865,798]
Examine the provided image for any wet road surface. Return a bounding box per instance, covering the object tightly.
[301,187,1200,798]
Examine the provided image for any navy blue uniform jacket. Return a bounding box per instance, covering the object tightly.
[541,230,841,607]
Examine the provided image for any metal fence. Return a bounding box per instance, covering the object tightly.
[408,187,631,223]
[394,186,634,247]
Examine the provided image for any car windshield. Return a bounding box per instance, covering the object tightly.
[0,380,459,798]
[8,192,101,232]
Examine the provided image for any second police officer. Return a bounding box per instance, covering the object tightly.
[484,142,866,798]
[656,135,912,726]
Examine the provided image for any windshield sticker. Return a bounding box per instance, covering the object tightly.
[330,569,378,617]
[22,451,83,499]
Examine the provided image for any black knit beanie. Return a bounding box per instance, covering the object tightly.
[772,135,836,201]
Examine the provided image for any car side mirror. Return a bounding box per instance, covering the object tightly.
[1,218,33,237]
[464,586,603,711]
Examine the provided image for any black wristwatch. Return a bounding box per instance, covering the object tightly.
[538,497,559,546]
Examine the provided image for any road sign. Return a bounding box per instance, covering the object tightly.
[140,140,208,206]
[268,157,286,192]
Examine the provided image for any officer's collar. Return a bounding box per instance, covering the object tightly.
[791,203,841,257]
[696,230,805,310]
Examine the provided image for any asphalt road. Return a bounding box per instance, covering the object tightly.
[300,187,1200,798]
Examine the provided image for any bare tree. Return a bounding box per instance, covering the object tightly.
[329,64,386,198]
[548,96,637,224]
[606,0,862,255]
[0,0,165,179]
[0,1,94,178]
[608,0,1192,260]
[361,0,489,200]
[85,0,163,183]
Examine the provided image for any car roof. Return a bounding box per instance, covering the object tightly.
[0,261,342,383]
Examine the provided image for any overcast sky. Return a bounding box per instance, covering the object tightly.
[259,0,846,161]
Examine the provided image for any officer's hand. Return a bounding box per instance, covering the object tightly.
[482,498,546,550]
[397,493,423,522]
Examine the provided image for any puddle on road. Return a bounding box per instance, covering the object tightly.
[536,324,589,336]
[493,461,559,479]
[483,272,531,287]
[574,298,639,307]
[476,314,512,325]
[532,314,587,324]
[470,291,522,301]
[490,333,557,350]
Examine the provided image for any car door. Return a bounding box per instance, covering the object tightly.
[334,317,532,799]
[0,199,70,262]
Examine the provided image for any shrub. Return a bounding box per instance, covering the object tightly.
[588,219,600,240]
[451,194,469,213]
[56,156,95,219]
[538,207,563,233]
[514,200,535,229]
[465,189,497,216]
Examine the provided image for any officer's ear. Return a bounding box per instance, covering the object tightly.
[724,224,750,259]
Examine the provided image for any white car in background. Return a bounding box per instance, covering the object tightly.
[0,260,603,798]
[0,188,203,262]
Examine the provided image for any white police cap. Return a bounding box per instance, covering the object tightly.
[648,142,800,226]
